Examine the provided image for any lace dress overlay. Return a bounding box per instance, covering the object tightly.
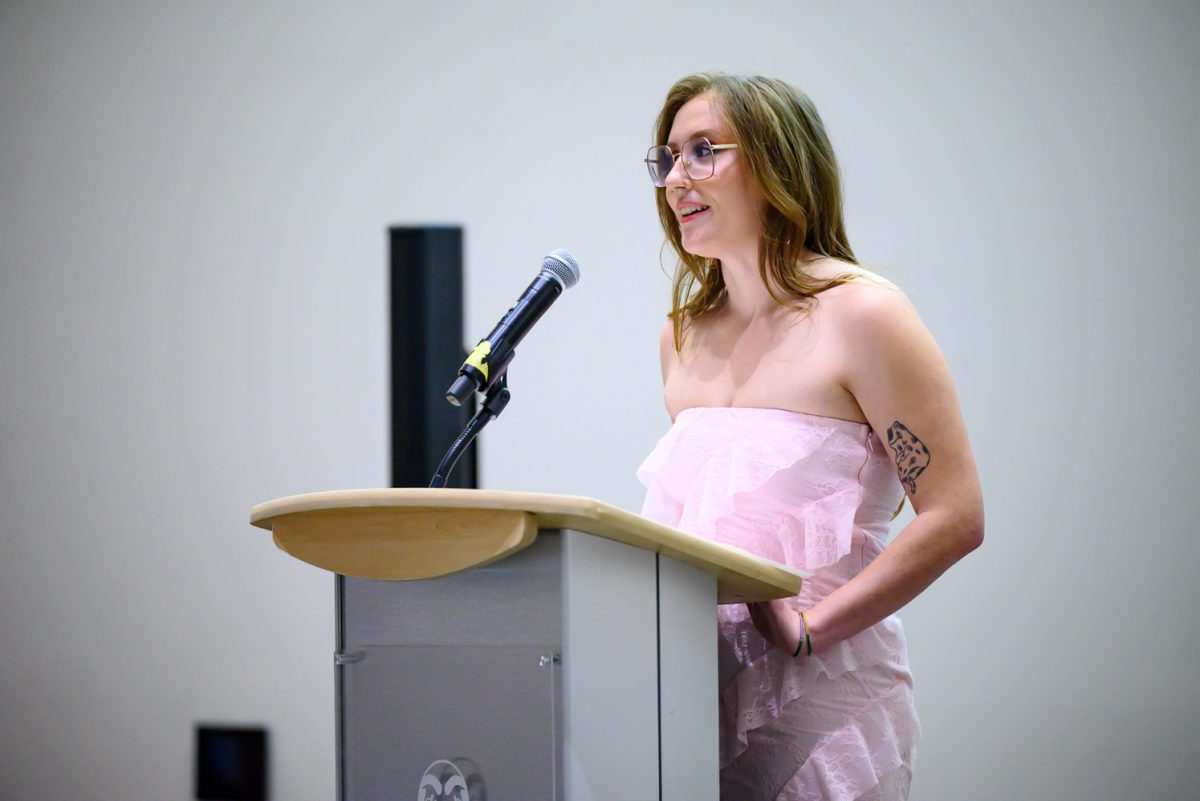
[637,407,921,801]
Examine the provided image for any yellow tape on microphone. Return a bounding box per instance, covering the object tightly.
[464,341,491,381]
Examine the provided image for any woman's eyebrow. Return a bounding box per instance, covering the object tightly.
[666,128,721,148]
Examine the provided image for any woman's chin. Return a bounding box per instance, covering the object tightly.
[680,234,716,260]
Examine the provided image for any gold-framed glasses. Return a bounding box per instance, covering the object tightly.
[644,136,739,187]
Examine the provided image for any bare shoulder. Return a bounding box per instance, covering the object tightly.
[814,266,920,344]
[659,316,674,350]
[658,316,679,382]
[830,262,901,287]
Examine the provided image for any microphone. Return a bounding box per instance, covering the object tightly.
[446,249,581,406]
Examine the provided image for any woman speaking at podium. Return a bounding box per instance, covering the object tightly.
[636,74,985,801]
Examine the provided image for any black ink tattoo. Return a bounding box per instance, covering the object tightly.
[886,421,931,495]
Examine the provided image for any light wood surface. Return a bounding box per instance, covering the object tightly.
[251,488,803,604]
[271,506,537,581]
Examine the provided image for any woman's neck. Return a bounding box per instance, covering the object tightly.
[718,246,820,323]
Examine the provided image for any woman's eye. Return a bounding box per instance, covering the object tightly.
[689,141,714,159]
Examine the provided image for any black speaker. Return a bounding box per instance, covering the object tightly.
[195,725,267,801]
[389,226,476,489]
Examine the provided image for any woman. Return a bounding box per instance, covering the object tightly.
[636,74,985,800]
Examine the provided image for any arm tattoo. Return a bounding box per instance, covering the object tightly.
[886,421,931,495]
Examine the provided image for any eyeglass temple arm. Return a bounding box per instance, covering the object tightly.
[644,142,738,161]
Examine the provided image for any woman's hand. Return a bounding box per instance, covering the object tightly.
[747,599,804,655]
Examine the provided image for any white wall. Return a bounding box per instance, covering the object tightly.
[1,2,1196,799]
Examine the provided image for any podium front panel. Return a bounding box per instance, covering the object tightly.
[335,528,718,801]
[338,535,564,800]
[340,644,560,799]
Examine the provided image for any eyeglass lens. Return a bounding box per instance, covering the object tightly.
[646,137,717,187]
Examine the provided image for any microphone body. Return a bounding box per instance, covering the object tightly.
[446,250,580,405]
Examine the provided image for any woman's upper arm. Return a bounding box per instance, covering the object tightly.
[837,286,985,545]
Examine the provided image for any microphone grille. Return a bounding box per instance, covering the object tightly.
[542,249,581,289]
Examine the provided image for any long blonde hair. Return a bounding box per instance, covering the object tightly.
[654,73,859,349]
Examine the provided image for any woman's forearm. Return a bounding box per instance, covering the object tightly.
[805,508,983,652]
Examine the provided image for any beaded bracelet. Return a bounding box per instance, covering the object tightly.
[793,610,813,657]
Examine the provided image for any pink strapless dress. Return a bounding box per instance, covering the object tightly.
[637,407,921,801]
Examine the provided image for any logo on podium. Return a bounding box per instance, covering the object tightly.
[417,758,485,801]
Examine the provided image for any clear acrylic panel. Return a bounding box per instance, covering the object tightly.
[339,644,561,801]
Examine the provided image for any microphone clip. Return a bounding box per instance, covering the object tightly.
[429,373,511,489]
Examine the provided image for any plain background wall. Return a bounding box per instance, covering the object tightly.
[2,1,1197,799]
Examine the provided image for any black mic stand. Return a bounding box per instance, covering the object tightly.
[429,374,511,489]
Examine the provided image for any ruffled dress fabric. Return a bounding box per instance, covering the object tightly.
[637,407,921,801]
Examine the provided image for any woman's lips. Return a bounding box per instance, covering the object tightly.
[679,205,710,224]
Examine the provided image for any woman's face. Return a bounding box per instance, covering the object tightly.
[664,93,765,261]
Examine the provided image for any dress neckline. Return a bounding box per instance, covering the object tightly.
[673,405,871,430]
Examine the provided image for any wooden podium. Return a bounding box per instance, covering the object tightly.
[251,488,802,801]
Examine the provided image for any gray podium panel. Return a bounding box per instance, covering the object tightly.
[341,644,560,800]
[561,529,659,801]
[659,556,719,801]
[336,528,720,801]
[339,535,564,800]
[341,532,563,648]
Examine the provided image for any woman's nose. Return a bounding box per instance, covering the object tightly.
[664,155,690,189]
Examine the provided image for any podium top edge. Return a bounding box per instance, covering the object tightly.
[250,488,804,603]
[250,488,607,526]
